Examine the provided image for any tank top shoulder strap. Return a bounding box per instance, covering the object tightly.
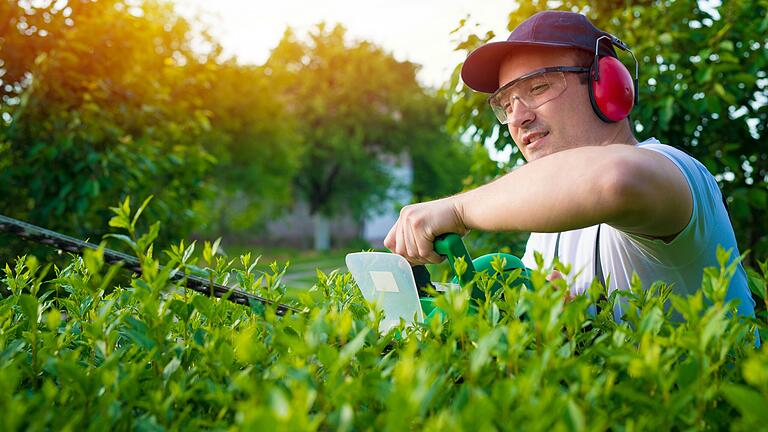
[553,227,607,314]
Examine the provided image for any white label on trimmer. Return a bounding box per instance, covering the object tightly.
[370,271,400,292]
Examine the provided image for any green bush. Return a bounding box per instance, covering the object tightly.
[1,204,767,431]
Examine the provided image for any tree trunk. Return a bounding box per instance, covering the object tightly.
[313,213,331,251]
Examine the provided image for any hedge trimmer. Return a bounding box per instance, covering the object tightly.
[0,214,304,315]
[346,233,531,331]
[1,214,532,325]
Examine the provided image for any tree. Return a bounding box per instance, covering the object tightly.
[267,23,467,249]
[447,0,768,263]
[0,0,217,244]
[0,0,303,250]
[196,62,303,238]
[409,90,473,203]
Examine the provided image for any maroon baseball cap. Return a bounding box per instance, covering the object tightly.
[461,11,618,93]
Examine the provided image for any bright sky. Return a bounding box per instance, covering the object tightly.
[173,0,513,88]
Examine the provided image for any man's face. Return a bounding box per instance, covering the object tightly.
[498,47,606,162]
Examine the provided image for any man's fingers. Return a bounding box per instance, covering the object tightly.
[383,225,396,251]
[385,199,463,264]
[398,222,419,264]
[386,222,442,265]
[403,224,424,264]
[417,231,443,264]
[413,229,443,265]
[546,270,564,281]
[547,270,574,303]
[395,222,406,257]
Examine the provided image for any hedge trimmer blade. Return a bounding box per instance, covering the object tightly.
[0,214,304,315]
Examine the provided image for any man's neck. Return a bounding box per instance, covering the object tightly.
[604,123,639,146]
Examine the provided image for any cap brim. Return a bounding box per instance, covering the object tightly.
[460,40,586,93]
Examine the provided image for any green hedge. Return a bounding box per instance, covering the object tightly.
[1,204,767,430]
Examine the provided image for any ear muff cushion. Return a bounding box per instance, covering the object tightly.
[589,56,635,122]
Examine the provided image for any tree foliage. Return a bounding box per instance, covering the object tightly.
[0,0,302,246]
[447,0,768,263]
[1,2,470,249]
[196,62,303,236]
[0,0,217,242]
[267,23,470,221]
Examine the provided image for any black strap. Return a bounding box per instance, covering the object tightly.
[594,224,606,290]
[554,225,607,313]
[594,225,608,313]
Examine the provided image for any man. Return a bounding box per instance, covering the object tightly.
[383,10,756,322]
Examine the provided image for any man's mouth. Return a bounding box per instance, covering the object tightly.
[522,131,549,146]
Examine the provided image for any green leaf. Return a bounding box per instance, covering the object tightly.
[137,222,161,251]
[122,317,155,350]
[192,295,215,320]
[713,83,736,105]
[700,308,728,350]
[337,328,369,366]
[676,357,700,388]
[163,357,181,381]
[182,241,197,263]
[742,355,768,387]
[695,66,713,83]
[108,215,131,231]
[748,189,767,210]
[169,299,194,322]
[719,40,734,52]
[747,268,766,300]
[104,233,137,252]
[659,96,674,130]
[18,294,39,326]
[566,399,586,432]
[131,195,154,229]
[82,245,105,276]
[721,384,767,422]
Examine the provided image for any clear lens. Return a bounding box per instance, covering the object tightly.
[489,72,568,124]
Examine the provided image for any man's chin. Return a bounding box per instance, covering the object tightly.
[517,138,555,162]
[524,146,547,162]
[523,134,550,161]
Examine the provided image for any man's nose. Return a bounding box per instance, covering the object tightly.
[507,98,535,128]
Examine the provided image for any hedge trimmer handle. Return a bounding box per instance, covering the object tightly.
[398,233,528,302]
[433,233,476,288]
[434,233,530,301]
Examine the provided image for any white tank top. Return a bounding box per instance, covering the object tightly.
[521,138,756,323]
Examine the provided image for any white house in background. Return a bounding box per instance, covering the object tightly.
[362,152,412,248]
[261,152,413,249]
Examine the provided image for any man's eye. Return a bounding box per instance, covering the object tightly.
[530,84,550,95]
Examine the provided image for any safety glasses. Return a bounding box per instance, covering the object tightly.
[488,66,589,124]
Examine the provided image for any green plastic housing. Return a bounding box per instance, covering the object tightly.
[419,233,531,324]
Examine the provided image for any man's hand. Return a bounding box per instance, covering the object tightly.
[547,270,573,303]
[383,197,469,265]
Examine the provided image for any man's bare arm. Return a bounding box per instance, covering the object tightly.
[454,144,693,239]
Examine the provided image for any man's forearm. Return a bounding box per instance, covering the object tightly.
[453,145,636,233]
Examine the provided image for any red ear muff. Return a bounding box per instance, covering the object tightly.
[588,56,635,122]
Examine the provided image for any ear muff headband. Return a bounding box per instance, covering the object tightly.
[588,34,639,123]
